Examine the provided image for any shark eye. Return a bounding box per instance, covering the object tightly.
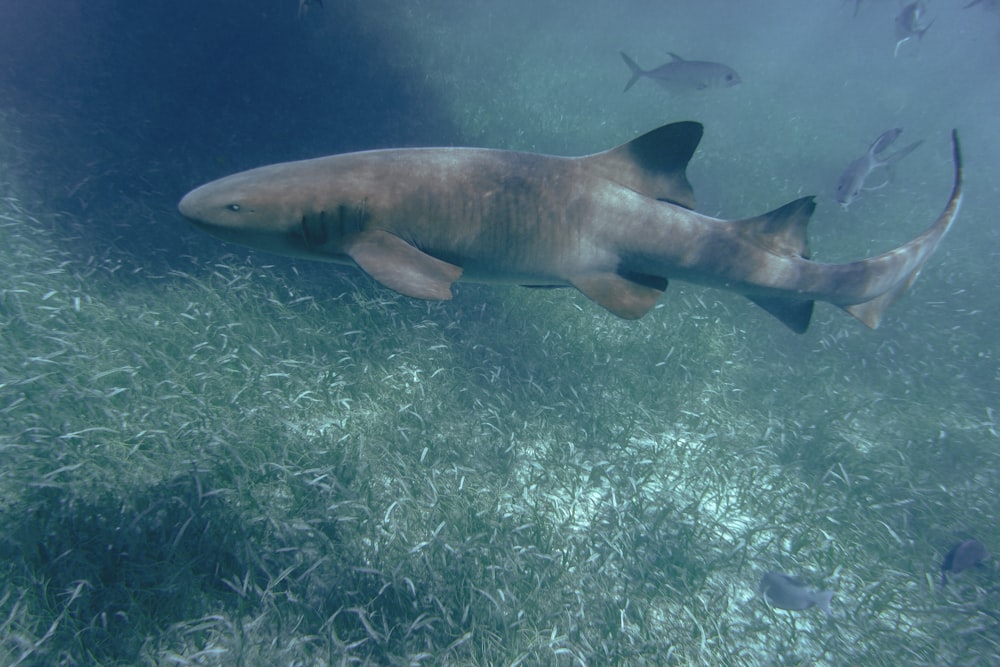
[227,204,241,212]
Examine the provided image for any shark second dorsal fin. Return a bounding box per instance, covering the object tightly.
[736,197,817,332]
[736,196,815,259]
[582,121,702,209]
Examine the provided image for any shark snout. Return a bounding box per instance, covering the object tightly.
[177,189,208,224]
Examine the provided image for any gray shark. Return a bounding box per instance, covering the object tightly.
[178,122,962,333]
[835,128,923,209]
[620,52,741,93]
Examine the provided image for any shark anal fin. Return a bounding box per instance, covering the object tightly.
[571,272,666,319]
[344,230,462,300]
[747,296,814,333]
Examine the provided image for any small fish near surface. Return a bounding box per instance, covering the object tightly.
[895,2,933,57]
[620,52,741,93]
[941,539,990,585]
[179,121,962,334]
[298,0,322,19]
[835,128,923,209]
[760,572,834,614]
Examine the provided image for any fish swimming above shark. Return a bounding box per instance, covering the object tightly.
[179,121,962,334]
[835,128,923,209]
[620,52,741,93]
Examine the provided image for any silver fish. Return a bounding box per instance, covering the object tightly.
[760,572,834,614]
[895,2,933,57]
[620,52,741,94]
[835,128,922,209]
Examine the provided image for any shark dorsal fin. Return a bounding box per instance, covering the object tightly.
[582,121,702,210]
[737,196,815,259]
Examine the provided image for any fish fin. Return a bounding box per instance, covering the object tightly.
[737,196,815,259]
[583,121,703,209]
[619,52,644,92]
[862,177,891,193]
[570,271,666,319]
[881,139,923,167]
[343,230,462,300]
[747,296,814,333]
[816,590,834,615]
[668,52,686,62]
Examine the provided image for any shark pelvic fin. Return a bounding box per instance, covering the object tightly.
[571,271,667,319]
[344,230,462,300]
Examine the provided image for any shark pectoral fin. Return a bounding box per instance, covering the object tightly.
[570,272,666,319]
[343,230,462,300]
[746,296,814,334]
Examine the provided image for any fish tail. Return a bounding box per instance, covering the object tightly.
[870,128,902,158]
[620,52,644,92]
[881,139,923,167]
[817,590,834,615]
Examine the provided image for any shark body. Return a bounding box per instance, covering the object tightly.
[178,122,962,333]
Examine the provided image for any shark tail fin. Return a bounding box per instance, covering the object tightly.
[620,52,645,92]
[844,130,963,328]
[737,197,817,333]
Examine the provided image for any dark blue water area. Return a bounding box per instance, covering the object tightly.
[0,0,457,274]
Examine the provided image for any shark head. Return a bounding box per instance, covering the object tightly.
[179,165,302,247]
[179,157,373,260]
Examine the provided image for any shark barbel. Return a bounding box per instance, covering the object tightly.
[179,122,962,333]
